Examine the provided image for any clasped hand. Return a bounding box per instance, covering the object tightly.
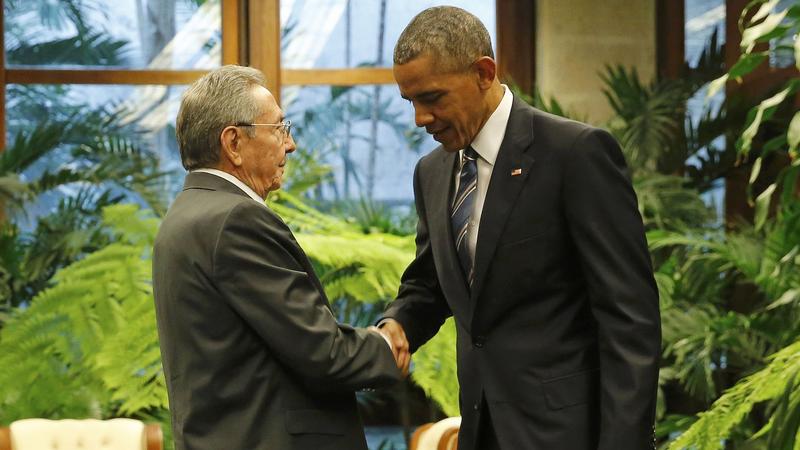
[372,319,410,376]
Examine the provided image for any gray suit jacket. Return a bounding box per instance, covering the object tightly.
[384,97,661,450]
[153,172,400,450]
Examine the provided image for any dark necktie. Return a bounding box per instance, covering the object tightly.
[451,146,478,284]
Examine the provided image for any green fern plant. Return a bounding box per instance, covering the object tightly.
[410,318,460,416]
[669,339,800,450]
[0,204,164,423]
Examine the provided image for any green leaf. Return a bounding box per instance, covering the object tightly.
[766,288,800,310]
[741,8,789,53]
[729,52,769,79]
[668,339,800,450]
[780,159,800,207]
[754,183,777,230]
[749,0,780,24]
[764,134,788,155]
[707,74,729,99]
[411,318,459,416]
[789,111,800,156]
[750,157,763,185]
[738,81,800,154]
[796,20,800,71]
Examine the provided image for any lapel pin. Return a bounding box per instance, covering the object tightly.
[511,168,522,176]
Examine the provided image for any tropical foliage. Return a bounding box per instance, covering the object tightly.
[0,204,164,422]
[0,198,420,444]
[2,2,799,450]
[663,1,800,448]
[0,0,168,320]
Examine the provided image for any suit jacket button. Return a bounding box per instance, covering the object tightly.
[473,403,480,411]
[474,336,486,348]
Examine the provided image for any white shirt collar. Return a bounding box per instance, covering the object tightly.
[464,84,513,166]
[192,168,267,206]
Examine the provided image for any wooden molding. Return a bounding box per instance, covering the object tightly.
[248,0,281,102]
[496,0,536,93]
[1,0,5,151]
[282,68,395,86]
[657,0,684,80]
[5,69,208,85]
[221,0,243,65]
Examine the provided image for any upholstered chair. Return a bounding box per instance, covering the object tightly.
[409,416,460,450]
[0,418,162,450]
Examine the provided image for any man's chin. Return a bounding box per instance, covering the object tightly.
[433,134,465,152]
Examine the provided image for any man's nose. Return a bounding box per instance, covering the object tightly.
[414,107,434,128]
[285,133,296,153]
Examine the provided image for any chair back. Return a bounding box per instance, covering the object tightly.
[0,418,162,450]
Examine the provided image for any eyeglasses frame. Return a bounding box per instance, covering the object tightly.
[234,120,292,140]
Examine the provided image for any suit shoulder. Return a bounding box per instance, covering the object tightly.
[158,191,272,242]
[418,145,447,166]
[530,108,598,140]
[526,107,617,156]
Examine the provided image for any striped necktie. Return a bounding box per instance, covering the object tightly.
[451,146,478,284]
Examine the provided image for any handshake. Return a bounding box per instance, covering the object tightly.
[370,319,412,376]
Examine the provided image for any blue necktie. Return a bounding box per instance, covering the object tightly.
[452,146,478,284]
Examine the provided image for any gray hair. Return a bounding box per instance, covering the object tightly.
[176,65,267,170]
[394,6,494,72]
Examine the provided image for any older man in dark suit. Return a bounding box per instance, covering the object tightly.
[379,6,661,450]
[152,65,401,450]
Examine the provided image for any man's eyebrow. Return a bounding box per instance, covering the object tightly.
[401,90,443,101]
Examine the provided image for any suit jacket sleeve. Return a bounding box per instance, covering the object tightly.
[563,127,661,450]
[214,201,401,391]
[383,161,452,353]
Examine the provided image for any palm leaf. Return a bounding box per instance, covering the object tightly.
[601,65,687,172]
[7,32,128,66]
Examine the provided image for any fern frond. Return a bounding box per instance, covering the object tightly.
[295,233,413,302]
[669,339,800,450]
[0,204,165,423]
[411,318,459,417]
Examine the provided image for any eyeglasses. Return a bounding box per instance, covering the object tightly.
[235,120,292,139]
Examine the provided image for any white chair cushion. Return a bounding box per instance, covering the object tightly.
[416,416,461,450]
[10,418,146,450]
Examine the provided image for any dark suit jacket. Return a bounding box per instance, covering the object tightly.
[153,172,400,450]
[384,97,661,450]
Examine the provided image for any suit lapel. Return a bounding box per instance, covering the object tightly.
[470,99,536,304]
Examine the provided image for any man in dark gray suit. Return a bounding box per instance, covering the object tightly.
[379,6,661,450]
[153,65,401,450]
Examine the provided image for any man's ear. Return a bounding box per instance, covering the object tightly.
[473,56,497,90]
[220,126,244,167]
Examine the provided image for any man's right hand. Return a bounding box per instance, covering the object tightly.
[378,319,410,377]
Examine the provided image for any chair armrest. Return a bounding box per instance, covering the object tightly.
[0,427,10,450]
[145,423,163,450]
[437,427,458,450]
[409,423,433,450]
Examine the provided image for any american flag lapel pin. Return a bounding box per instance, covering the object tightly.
[511,168,523,176]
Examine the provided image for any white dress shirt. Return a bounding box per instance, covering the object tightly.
[455,85,514,263]
[192,168,267,207]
